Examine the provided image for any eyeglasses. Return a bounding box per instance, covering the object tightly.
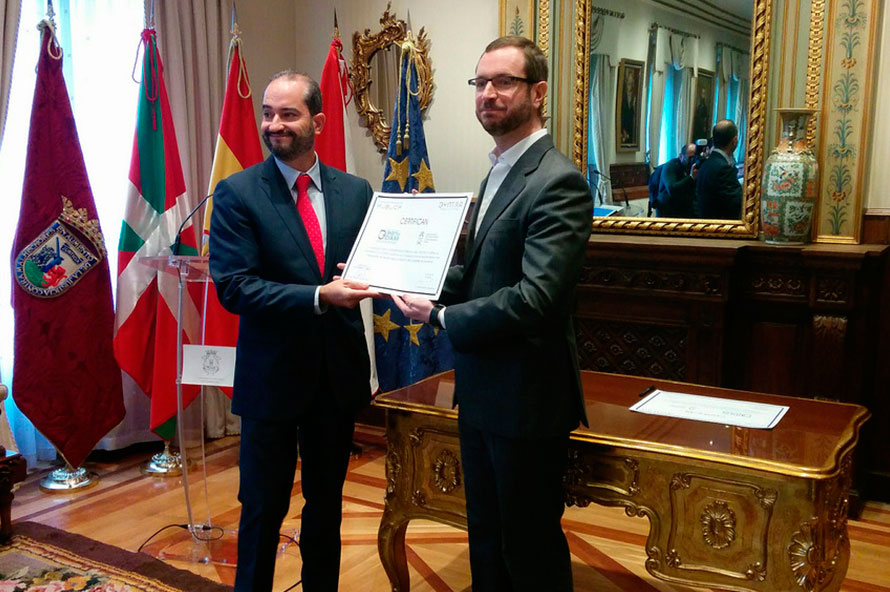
[467,75,533,92]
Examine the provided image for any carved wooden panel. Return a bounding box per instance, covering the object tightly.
[575,318,687,380]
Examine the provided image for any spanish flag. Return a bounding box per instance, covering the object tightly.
[200,28,263,391]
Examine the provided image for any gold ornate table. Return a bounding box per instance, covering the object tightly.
[373,371,869,592]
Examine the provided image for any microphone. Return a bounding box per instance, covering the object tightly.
[588,167,612,205]
[171,193,213,256]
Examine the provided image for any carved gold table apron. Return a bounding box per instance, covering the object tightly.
[374,371,869,592]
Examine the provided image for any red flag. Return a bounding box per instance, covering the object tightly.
[11,22,124,467]
[316,34,378,394]
[316,37,351,172]
[200,36,263,395]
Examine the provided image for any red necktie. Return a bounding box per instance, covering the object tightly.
[296,174,324,274]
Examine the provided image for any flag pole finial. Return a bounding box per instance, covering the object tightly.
[231,2,240,36]
[334,9,340,39]
[146,0,155,28]
[406,10,414,40]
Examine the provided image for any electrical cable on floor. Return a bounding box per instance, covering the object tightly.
[137,524,189,553]
[136,523,226,553]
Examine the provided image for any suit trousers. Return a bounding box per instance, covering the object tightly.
[458,416,573,592]
[234,395,355,592]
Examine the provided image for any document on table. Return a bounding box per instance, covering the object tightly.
[342,192,472,299]
[629,389,789,429]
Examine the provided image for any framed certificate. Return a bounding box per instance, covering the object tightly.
[342,192,472,299]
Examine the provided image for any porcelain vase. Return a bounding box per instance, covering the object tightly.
[761,109,818,244]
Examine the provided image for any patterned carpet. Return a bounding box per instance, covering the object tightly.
[0,521,231,591]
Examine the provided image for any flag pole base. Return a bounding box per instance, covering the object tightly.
[39,465,99,493]
[141,441,183,476]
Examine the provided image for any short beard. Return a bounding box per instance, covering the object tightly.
[262,127,314,161]
[477,96,534,137]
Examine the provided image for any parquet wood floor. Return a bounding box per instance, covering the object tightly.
[10,427,890,591]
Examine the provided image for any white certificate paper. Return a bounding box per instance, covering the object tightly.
[342,192,472,299]
[181,345,236,387]
[629,389,789,429]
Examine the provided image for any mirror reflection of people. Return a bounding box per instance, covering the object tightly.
[655,142,698,218]
[393,36,591,591]
[209,71,378,592]
[694,119,743,219]
[620,68,638,145]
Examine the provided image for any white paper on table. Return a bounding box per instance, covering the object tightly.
[342,192,472,299]
[629,389,789,429]
[181,344,236,387]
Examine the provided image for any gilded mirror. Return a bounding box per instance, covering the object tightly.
[352,5,433,153]
[542,0,771,237]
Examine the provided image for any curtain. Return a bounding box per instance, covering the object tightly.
[0,0,21,149]
[717,45,750,164]
[659,33,695,165]
[151,0,238,439]
[587,54,613,203]
[648,28,667,166]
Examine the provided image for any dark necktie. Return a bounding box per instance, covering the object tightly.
[296,174,324,273]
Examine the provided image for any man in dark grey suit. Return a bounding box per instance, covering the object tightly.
[394,36,592,591]
[209,71,377,592]
[694,119,743,219]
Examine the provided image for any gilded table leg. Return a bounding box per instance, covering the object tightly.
[378,509,410,592]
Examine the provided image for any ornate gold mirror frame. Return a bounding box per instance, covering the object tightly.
[351,6,433,153]
[555,0,773,237]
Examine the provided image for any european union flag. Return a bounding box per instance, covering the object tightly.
[374,35,453,392]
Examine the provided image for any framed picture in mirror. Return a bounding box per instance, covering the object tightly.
[690,69,715,143]
[615,59,644,152]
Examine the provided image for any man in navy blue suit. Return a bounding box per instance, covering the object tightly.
[694,119,743,219]
[209,71,377,592]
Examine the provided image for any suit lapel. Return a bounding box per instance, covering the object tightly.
[260,157,323,281]
[464,135,552,267]
[319,163,342,281]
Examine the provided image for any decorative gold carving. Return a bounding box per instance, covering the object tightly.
[564,450,641,506]
[408,428,423,446]
[746,561,767,581]
[385,447,401,499]
[566,0,770,237]
[666,548,682,568]
[431,449,461,494]
[700,500,736,549]
[756,488,778,509]
[789,521,839,590]
[411,490,426,506]
[351,4,433,152]
[537,0,551,57]
[804,0,826,146]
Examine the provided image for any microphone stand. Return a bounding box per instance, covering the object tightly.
[171,193,213,255]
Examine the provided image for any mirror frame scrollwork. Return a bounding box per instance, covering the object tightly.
[352,6,434,153]
[565,0,772,238]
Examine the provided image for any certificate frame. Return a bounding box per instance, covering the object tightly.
[342,192,472,299]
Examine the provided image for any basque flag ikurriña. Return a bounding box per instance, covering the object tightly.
[113,28,201,440]
[11,21,124,468]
